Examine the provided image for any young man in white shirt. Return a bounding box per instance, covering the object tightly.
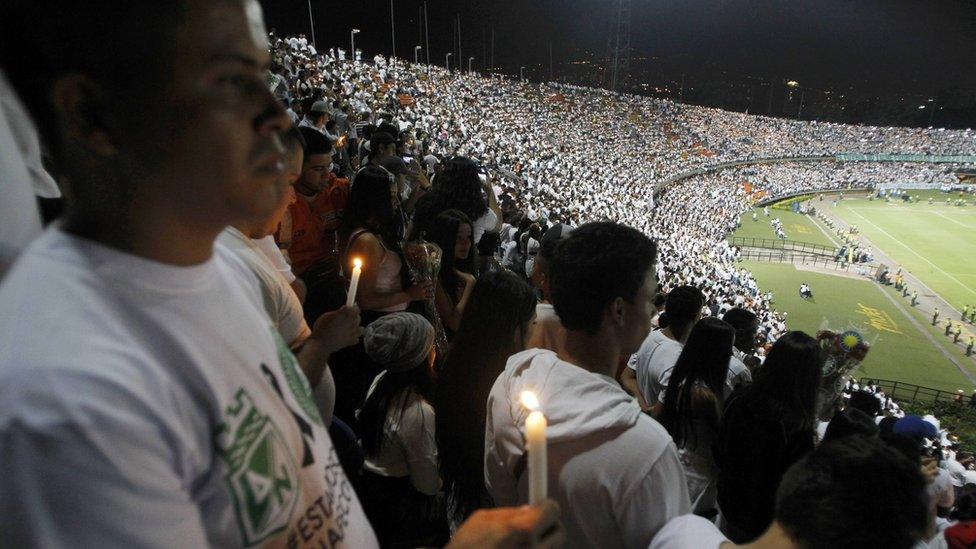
[621,285,704,411]
[486,222,690,549]
[0,2,558,547]
[218,125,313,349]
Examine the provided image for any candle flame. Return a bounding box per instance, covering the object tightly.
[520,390,540,411]
[353,257,363,269]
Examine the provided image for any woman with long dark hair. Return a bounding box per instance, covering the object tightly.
[408,157,502,249]
[425,209,477,335]
[716,330,824,542]
[434,271,537,531]
[358,312,445,547]
[331,165,432,430]
[657,317,734,517]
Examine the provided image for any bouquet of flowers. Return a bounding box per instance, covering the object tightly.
[403,239,450,357]
[815,321,873,421]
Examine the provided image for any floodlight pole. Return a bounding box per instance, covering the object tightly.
[350,29,360,63]
[307,0,316,49]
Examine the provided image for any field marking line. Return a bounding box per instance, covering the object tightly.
[931,211,976,229]
[872,282,976,387]
[805,207,842,248]
[844,207,976,299]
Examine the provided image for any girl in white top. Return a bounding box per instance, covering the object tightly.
[656,317,735,516]
[357,312,445,545]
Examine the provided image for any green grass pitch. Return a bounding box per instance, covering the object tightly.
[742,261,976,393]
[832,190,976,312]
[728,189,975,392]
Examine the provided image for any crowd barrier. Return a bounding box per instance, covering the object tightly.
[736,248,857,271]
[859,378,967,404]
[729,236,837,256]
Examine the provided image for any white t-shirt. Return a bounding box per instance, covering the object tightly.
[649,514,730,549]
[725,355,752,396]
[361,374,441,496]
[0,228,378,548]
[218,227,310,348]
[628,330,683,407]
[254,234,297,284]
[471,209,499,247]
[526,302,565,355]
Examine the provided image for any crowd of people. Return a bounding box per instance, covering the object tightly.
[3,3,976,546]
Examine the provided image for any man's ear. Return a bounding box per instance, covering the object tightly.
[50,75,118,157]
[610,296,627,328]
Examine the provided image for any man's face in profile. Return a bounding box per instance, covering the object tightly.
[157,0,290,232]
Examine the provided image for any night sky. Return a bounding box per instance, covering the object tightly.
[262,0,976,107]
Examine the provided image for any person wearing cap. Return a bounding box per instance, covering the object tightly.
[357,312,445,546]
[299,99,330,134]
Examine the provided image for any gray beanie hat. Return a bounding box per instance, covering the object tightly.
[363,312,435,372]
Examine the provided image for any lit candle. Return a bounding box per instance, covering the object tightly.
[520,390,547,506]
[346,258,363,307]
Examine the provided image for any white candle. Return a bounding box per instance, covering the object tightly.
[521,391,547,506]
[346,258,362,307]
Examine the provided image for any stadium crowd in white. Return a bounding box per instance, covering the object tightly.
[4,6,976,546]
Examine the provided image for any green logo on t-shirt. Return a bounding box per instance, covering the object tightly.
[217,388,299,545]
[271,328,324,427]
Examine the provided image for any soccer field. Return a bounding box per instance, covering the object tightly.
[743,261,976,393]
[833,190,976,312]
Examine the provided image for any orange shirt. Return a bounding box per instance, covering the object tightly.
[276,175,350,276]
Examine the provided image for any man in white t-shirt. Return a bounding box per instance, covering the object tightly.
[650,436,929,549]
[0,5,563,547]
[721,307,759,393]
[487,223,690,548]
[621,286,704,411]
[219,126,313,349]
[0,3,374,546]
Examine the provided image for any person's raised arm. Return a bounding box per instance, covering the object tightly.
[401,159,431,215]
[483,176,503,233]
[435,272,476,333]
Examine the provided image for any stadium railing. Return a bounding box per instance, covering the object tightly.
[729,236,836,256]
[736,248,861,271]
[858,378,967,404]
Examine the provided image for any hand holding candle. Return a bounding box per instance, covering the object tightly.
[520,390,548,507]
[346,257,362,307]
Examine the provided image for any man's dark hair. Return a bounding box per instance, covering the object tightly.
[847,390,882,418]
[376,123,400,141]
[822,408,879,444]
[775,436,928,549]
[723,307,758,352]
[298,127,333,157]
[368,132,395,158]
[664,286,705,340]
[549,222,657,334]
[0,1,183,160]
